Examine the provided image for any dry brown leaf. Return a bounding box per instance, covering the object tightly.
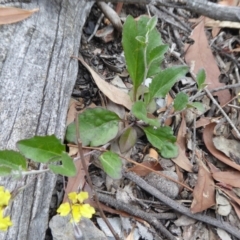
[68,146,78,157]
[77,56,132,110]
[220,188,240,206]
[207,161,221,173]
[172,115,193,172]
[66,98,78,125]
[212,171,240,188]
[213,136,240,161]
[203,123,240,172]
[191,164,215,213]
[149,148,158,160]
[128,161,162,177]
[185,20,231,105]
[0,6,38,25]
[195,117,212,128]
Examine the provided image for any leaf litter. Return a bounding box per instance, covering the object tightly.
[59,3,240,240]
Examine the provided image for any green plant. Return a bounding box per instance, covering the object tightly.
[0,15,206,188]
[0,15,207,232]
[0,135,76,177]
[66,15,206,179]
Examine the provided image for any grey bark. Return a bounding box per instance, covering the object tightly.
[0,0,93,239]
[95,0,240,22]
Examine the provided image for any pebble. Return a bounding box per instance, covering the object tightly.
[145,171,179,199]
[49,215,107,240]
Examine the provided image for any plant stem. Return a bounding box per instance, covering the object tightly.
[140,33,149,102]
[75,114,121,240]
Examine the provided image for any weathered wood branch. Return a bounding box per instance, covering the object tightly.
[94,0,240,22]
[0,0,93,239]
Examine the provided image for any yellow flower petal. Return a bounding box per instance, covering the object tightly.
[77,192,88,203]
[79,204,95,219]
[0,209,12,231]
[57,203,71,216]
[71,204,82,223]
[0,187,11,207]
[68,192,78,204]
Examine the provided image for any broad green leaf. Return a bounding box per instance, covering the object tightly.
[146,45,168,78]
[196,68,206,90]
[136,36,146,44]
[122,16,163,95]
[0,150,27,171]
[132,101,160,127]
[148,45,168,66]
[99,151,122,179]
[174,92,189,111]
[0,166,12,176]
[146,66,188,105]
[17,135,64,163]
[146,21,163,53]
[147,16,158,32]
[66,107,120,146]
[119,127,137,153]
[122,15,145,94]
[187,102,205,113]
[143,126,178,158]
[49,152,77,177]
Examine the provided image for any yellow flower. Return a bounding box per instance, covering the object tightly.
[76,192,88,203]
[68,191,88,204]
[0,209,12,231]
[79,204,95,219]
[57,191,95,223]
[0,187,11,207]
[70,204,95,223]
[57,202,70,216]
[68,192,78,204]
[71,204,81,222]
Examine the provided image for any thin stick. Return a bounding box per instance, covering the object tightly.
[189,83,240,101]
[87,13,104,42]
[204,88,240,139]
[97,192,176,240]
[124,171,240,239]
[75,115,120,240]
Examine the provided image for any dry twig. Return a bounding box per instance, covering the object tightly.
[124,171,240,239]
[75,115,121,240]
[94,0,240,22]
[97,192,176,240]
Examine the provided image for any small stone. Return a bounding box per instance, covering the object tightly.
[49,215,107,240]
[169,224,182,236]
[145,171,179,199]
[159,158,175,170]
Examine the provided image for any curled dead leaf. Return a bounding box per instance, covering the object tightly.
[191,164,215,213]
[212,171,240,188]
[76,56,132,110]
[185,20,231,105]
[203,123,240,172]
[172,115,193,172]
